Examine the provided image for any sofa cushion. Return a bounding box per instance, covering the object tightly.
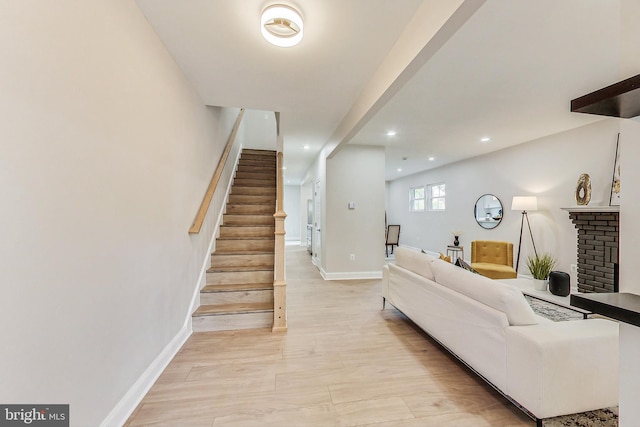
[431,259,537,326]
[395,247,435,281]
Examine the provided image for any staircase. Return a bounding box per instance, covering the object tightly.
[192,149,276,332]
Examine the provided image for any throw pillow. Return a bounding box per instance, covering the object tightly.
[439,252,452,263]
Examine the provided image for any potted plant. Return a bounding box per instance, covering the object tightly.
[526,253,557,291]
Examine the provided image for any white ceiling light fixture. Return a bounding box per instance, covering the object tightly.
[261,4,304,47]
[481,137,491,142]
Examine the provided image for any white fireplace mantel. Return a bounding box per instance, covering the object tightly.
[561,205,620,213]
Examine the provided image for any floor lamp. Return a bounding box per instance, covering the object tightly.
[512,196,538,272]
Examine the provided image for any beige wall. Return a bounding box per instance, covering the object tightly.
[0,1,238,425]
[324,145,386,278]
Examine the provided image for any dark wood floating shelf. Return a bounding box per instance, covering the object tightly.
[571,73,640,118]
[571,293,640,327]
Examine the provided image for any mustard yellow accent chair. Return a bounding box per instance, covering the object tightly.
[471,240,518,279]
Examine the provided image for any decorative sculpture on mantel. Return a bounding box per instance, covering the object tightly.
[575,173,591,205]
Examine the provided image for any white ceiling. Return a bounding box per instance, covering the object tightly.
[135,0,625,184]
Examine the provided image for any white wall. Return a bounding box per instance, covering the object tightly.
[284,185,301,241]
[387,119,620,274]
[0,1,238,425]
[618,0,640,423]
[324,145,386,278]
[243,109,277,150]
[617,118,640,426]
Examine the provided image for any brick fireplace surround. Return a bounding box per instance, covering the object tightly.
[564,206,620,293]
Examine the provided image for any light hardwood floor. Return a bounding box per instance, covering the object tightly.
[126,245,534,426]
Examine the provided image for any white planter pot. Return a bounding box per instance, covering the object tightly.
[533,278,548,291]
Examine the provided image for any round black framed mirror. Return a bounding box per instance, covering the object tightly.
[474,194,503,229]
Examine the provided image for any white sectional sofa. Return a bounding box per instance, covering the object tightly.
[382,247,619,422]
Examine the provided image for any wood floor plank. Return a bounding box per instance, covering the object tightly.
[126,245,535,427]
[211,397,414,427]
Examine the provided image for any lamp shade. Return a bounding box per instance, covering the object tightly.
[511,196,538,212]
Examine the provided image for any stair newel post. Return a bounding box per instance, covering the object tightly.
[273,151,287,332]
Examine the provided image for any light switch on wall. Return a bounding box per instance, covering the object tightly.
[348,202,356,209]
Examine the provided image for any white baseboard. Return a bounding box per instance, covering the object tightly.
[100,326,191,427]
[320,269,382,280]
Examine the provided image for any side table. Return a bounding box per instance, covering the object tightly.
[446,245,464,263]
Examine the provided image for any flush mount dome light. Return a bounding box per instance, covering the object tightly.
[261,4,304,47]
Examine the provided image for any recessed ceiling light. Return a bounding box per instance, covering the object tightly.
[303,145,310,150]
[428,157,435,161]
[397,168,402,172]
[481,137,491,142]
[261,4,304,48]
[386,131,397,137]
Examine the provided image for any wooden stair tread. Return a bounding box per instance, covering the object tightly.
[223,212,275,216]
[213,249,274,254]
[201,283,273,292]
[217,237,275,240]
[220,225,275,229]
[225,209,275,212]
[207,266,274,273]
[212,251,273,256]
[193,302,273,316]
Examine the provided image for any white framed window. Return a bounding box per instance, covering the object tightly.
[427,182,446,211]
[409,186,425,212]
